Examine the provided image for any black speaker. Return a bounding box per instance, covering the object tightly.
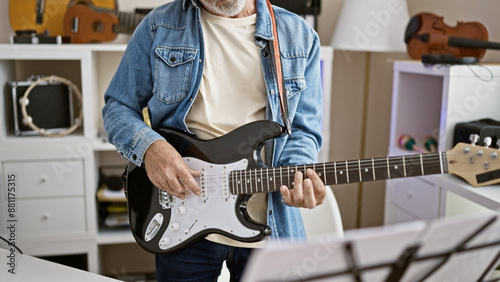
[7,77,75,136]
[453,118,500,146]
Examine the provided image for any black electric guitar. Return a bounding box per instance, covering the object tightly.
[124,120,500,254]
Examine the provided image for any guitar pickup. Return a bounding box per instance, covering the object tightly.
[222,168,230,199]
[200,171,208,201]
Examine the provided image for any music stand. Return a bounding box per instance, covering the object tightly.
[242,212,500,282]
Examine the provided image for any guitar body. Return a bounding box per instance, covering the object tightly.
[9,0,116,37]
[125,121,284,254]
[64,4,119,43]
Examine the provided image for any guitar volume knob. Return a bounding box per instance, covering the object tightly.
[159,235,171,249]
[177,204,187,215]
[170,221,181,232]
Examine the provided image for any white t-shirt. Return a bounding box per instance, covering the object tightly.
[185,7,268,248]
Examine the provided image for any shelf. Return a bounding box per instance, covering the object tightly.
[440,175,500,211]
[0,44,127,60]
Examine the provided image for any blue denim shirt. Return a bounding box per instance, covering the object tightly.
[102,0,323,242]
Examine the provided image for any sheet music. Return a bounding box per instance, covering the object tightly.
[243,212,500,282]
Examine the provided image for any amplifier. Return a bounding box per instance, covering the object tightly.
[453,118,500,146]
[7,76,76,136]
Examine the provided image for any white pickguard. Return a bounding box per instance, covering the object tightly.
[149,157,261,251]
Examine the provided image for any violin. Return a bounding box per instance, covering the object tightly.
[405,13,500,60]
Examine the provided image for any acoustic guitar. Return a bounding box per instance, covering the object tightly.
[123,120,500,254]
[63,3,145,43]
[9,0,117,37]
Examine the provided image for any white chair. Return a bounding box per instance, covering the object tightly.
[300,186,344,240]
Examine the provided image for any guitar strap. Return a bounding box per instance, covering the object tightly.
[265,0,292,137]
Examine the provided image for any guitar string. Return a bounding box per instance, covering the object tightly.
[188,150,493,192]
[188,154,447,192]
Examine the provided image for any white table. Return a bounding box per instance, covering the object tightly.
[0,248,120,282]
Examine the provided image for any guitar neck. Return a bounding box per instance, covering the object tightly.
[93,6,146,34]
[229,152,448,194]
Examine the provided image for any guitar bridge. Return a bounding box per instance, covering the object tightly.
[159,188,175,209]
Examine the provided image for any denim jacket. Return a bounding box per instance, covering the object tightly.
[102,0,323,242]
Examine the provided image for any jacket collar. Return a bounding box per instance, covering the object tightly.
[254,0,273,41]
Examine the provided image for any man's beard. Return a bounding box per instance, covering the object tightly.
[199,0,247,17]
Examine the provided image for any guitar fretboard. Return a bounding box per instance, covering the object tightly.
[92,6,146,34]
[229,152,447,195]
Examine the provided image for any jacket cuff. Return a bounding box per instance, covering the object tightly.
[120,127,165,166]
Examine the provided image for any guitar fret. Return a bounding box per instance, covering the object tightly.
[245,169,249,194]
[372,158,376,180]
[313,163,316,180]
[386,157,391,179]
[346,161,350,183]
[273,168,278,190]
[236,171,240,194]
[255,169,259,193]
[237,172,241,193]
[439,152,444,173]
[420,154,424,175]
[403,156,407,177]
[231,172,235,194]
[280,167,283,188]
[334,162,338,184]
[239,170,242,194]
[259,168,264,192]
[323,163,327,185]
[288,166,291,187]
[358,159,362,182]
[266,168,270,192]
[241,170,247,194]
[249,169,253,193]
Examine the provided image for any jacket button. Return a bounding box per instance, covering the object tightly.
[132,154,137,160]
[262,51,269,57]
[170,57,176,63]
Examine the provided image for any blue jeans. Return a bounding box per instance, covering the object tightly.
[155,239,253,281]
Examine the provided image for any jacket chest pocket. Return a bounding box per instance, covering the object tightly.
[154,46,198,104]
[284,77,306,119]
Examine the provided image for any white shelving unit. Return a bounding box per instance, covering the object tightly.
[0,43,130,274]
[385,61,500,225]
[0,43,334,275]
